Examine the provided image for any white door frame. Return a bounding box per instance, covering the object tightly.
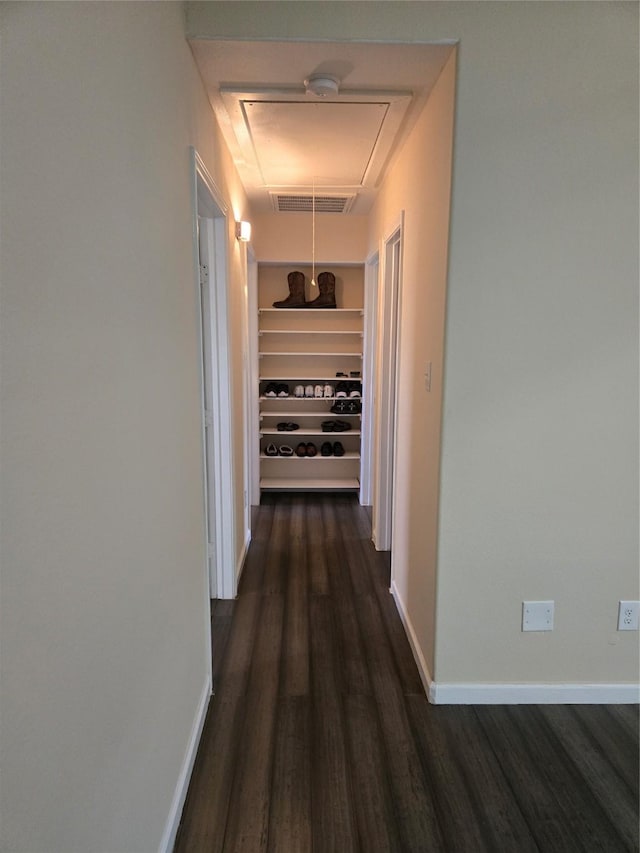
[372,213,404,552]
[190,148,237,600]
[238,241,253,551]
[360,250,379,507]
[246,249,261,507]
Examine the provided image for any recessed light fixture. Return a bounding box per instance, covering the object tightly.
[304,74,340,97]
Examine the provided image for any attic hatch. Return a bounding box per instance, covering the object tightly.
[271,193,356,214]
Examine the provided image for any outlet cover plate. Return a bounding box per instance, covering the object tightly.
[618,601,640,631]
[522,600,554,632]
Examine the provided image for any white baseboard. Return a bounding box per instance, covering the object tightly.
[390,581,437,702]
[389,581,640,705]
[430,681,640,704]
[159,675,212,853]
[235,528,251,590]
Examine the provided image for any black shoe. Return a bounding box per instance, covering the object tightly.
[333,420,351,431]
[277,422,299,431]
[264,383,278,397]
[321,442,333,456]
[333,441,345,457]
[276,383,289,397]
[321,420,336,432]
[265,443,278,456]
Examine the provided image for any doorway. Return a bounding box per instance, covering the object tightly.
[191,149,237,600]
[372,216,404,552]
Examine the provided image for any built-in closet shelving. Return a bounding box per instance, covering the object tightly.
[258,264,364,492]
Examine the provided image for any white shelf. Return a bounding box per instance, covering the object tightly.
[260,376,360,382]
[258,264,363,494]
[260,408,360,414]
[261,429,361,436]
[259,329,362,336]
[261,451,360,459]
[260,352,362,358]
[260,477,360,491]
[259,308,363,314]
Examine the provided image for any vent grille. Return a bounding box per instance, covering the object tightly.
[271,193,355,214]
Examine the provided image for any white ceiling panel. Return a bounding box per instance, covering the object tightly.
[243,101,388,186]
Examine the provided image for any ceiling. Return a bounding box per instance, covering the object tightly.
[188,39,455,215]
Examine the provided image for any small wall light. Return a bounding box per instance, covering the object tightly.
[235,220,251,242]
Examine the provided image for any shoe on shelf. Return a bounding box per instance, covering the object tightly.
[321,420,336,432]
[348,382,362,398]
[324,384,334,398]
[277,383,289,397]
[279,445,294,456]
[333,441,345,457]
[295,442,307,457]
[265,443,278,456]
[314,384,324,398]
[333,420,351,432]
[349,370,361,378]
[320,442,333,457]
[335,382,348,398]
[336,371,347,378]
[264,383,278,397]
[304,384,314,397]
[294,384,305,398]
[306,442,317,457]
[277,422,299,431]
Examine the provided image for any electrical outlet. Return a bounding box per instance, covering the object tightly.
[617,601,639,631]
[522,600,554,631]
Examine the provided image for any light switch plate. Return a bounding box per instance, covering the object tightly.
[522,600,554,631]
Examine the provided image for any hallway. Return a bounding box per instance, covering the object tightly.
[175,494,639,853]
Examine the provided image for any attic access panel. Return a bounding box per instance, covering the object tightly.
[243,100,388,187]
[220,88,412,192]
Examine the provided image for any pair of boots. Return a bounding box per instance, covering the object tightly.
[273,271,336,309]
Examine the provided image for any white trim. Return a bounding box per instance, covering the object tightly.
[236,528,251,587]
[191,148,237,600]
[193,150,228,217]
[188,152,214,704]
[360,251,378,508]
[158,676,211,853]
[247,250,261,507]
[373,213,404,551]
[391,581,640,705]
[430,681,640,705]
[391,580,437,702]
[239,242,253,550]
[209,215,236,599]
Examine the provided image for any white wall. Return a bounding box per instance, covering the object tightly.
[0,3,250,850]
[252,212,367,264]
[366,53,457,679]
[434,3,639,687]
[188,1,639,691]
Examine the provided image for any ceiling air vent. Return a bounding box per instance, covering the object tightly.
[271,193,355,214]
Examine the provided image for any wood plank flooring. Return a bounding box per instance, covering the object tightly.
[175,493,639,853]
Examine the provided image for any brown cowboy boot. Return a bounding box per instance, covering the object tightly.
[306,271,336,308]
[273,271,307,308]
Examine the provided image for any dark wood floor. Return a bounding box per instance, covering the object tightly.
[175,493,639,853]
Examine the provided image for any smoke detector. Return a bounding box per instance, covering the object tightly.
[304,74,340,97]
